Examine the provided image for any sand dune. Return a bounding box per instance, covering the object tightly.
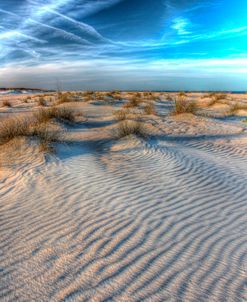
[0,93,247,301]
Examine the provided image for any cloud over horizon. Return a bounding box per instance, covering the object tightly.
[1,0,247,90]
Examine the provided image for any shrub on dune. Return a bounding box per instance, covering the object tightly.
[0,115,62,153]
[229,102,247,115]
[83,91,95,101]
[31,124,60,152]
[166,94,174,101]
[115,120,147,138]
[113,109,129,121]
[57,92,73,104]
[2,100,12,107]
[34,107,76,124]
[172,95,196,115]
[38,97,46,107]
[208,93,227,106]
[143,102,155,115]
[124,96,141,108]
[0,117,30,145]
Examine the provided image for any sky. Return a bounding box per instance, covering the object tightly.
[0,0,247,91]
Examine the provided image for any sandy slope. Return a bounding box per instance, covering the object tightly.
[0,94,247,301]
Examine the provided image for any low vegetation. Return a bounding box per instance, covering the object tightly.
[114,120,147,139]
[38,97,46,107]
[0,115,61,150]
[143,102,155,115]
[34,107,76,124]
[166,94,174,101]
[113,109,129,121]
[124,96,141,108]
[208,93,227,106]
[2,100,12,107]
[229,102,247,115]
[0,104,80,153]
[172,95,196,114]
[57,92,73,104]
[0,117,30,145]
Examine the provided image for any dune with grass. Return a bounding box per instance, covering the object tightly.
[0,91,247,301]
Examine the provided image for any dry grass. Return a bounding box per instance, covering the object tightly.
[208,93,227,106]
[0,114,62,153]
[111,91,122,100]
[143,102,155,115]
[113,109,129,121]
[229,102,247,115]
[114,120,147,138]
[84,91,95,101]
[57,92,73,104]
[23,96,31,103]
[124,96,141,108]
[104,93,115,104]
[0,117,30,145]
[2,100,12,107]
[172,95,196,115]
[34,107,76,124]
[166,94,174,101]
[38,97,46,107]
[32,124,60,152]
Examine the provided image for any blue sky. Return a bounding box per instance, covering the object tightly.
[0,0,247,90]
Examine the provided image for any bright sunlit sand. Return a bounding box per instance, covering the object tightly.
[0,91,247,301]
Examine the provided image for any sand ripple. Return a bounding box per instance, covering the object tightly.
[0,136,247,301]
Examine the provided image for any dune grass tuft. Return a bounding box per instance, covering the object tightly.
[0,117,30,145]
[2,100,12,107]
[172,95,196,115]
[38,97,46,107]
[229,102,247,115]
[143,102,155,115]
[113,109,129,121]
[34,107,76,124]
[166,94,174,101]
[32,124,60,152]
[57,92,73,104]
[0,115,62,153]
[124,96,141,108]
[115,120,147,138]
[208,93,227,106]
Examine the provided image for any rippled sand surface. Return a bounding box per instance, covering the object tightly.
[0,94,247,301]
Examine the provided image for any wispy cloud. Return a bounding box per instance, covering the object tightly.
[1,58,247,90]
[171,17,191,35]
[0,0,247,90]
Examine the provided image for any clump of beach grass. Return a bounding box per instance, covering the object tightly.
[229,102,247,115]
[0,114,64,153]
[0,117,30,145]
[208,93,227,106]
[113,109,129,121]
[2,100,12,107]
[83,91,95,102]
[124,96,141,108]
[57,92,73,104]
[34,107,76,124]
[166,94,174,101]
[143,102,156,115]
[114,120,147,139]
[172,95,196,115]
[31,124,60,153]
[38,97,46,107]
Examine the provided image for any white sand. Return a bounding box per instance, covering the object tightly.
[0,93,247,301]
